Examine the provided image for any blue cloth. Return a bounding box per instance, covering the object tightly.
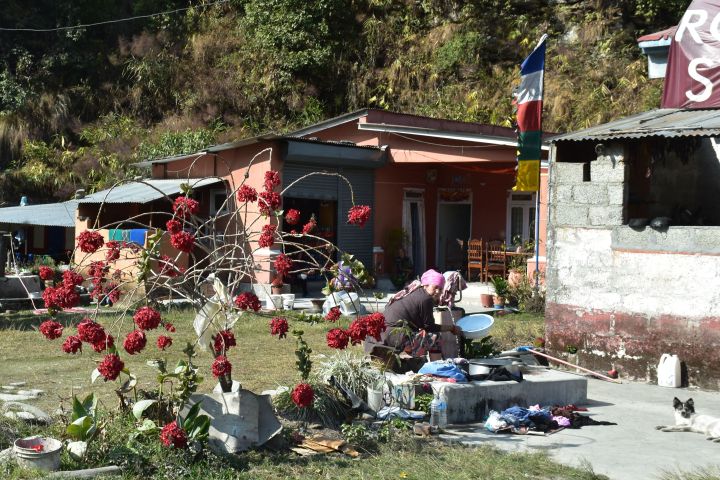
[129,229,147,246]
[499,406,552,428]
[418,360,468,383]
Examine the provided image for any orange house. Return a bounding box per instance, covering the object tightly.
[135,109,549,283]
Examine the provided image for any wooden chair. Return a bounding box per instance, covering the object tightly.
[483,241,507,282]
[466,239,483,281]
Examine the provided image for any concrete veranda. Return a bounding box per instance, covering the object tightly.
[441,377,720,480]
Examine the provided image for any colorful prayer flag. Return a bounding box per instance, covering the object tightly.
[513,34,547,192]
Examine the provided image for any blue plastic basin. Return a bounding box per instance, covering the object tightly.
[456,314,495,339]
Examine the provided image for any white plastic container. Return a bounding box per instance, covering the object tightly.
[429,395,447,430]
[657,353,681,387]
[281,293,295,310]
[14,436,62,472]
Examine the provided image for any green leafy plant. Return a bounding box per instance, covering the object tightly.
[314,350,383,398]
[490,276,509,298]
[341,422,372,447]
[462,335,501,359]
[67,393,100,441]
[413,393,434,414]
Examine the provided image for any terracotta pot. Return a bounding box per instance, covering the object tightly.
[492,295,505,308]
[480,293,494,308]
[271,285,283,295]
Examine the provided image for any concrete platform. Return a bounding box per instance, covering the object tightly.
[437,368,587,423]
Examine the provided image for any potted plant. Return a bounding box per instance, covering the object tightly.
[490,276,508,308]
[507,255,526,289]
[271,276,284,295]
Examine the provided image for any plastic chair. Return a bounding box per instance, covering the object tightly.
[466,239,484,281]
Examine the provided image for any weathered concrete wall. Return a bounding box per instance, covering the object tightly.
[546,142,720,389]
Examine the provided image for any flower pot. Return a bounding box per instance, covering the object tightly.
[366,387,385,412]
[271,285,283,295]
[492,295,505,309]
[480,293,494,308]
[14,436,62,472]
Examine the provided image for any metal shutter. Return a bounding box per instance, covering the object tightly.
[282,164,338,200]
[337,167,374,269]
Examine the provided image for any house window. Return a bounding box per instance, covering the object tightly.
[209,189,230,216]
[506,192,536,246]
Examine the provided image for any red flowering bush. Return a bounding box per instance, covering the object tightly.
[324,306,341,322]
[237,184,258,203]
[170,231,195,253]
[213,330,236,353]
[133,306,162,331]
[91,333,114,353]
[105,283,121,304]
[77,230,104,253]
[211,356,232,377]
[164,323,176,332]
[38,266,54,281]
[270,317,289,338]
[326,328,349,350]
[42,283,80,310]
[264,170,281,191]
[274,254,293,278]
[363,312,386,341]
[173,196,199,219]
[291,382,314,408]
[39,320,63,340]
[258,224,276,248]
[166,219,182,234]
[97,353,124,381]
[62,335,82,354]
[160,421,188,449]
[258,190,281,216]
[157,335,173,351]
[347,205,371,227]
[62,270,84,287]
[284,209,300,225]
[234,292,261,312]
[159,255,184,278]
[123,330,147,355]
[302,218,317,234]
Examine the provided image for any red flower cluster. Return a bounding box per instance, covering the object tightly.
[172,196,199,219]
[160,421,188,449]
[157,335,173,351]
[258,224,276,248]
[63,270,84,287]
[133,306,162,331]
[213,330,236,354]
[38,266,54,281]
[211,355,232,377]
[77,318,105,343]
[77,230,104,253]
[291,383,314,408]
[105,283,121,304]
[62,335,82,354]
[39,320,63,340]
[302,218,316,234]
[170,231,195,253]
[164,323,176,332]
[326,328,349,350]
[123,330,147,355]
[234,292,261,312]
[105,241,121,262]
[270,317,289,338]
[363,312,386,341]
[91,334,114,353]
[237,184,258,203]
[258,191,281,216]
[346,318,368,345]
[347,205,371,227]
[264,170,281,191]
[42,282,80,310]
[274,254,293,278]
[98,353,124,381]
[284,209,300,225]
[324,306,341,322]
[166,219,182,234]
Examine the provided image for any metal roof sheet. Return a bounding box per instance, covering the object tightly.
[637,26,677,43]
[79,178,223,204]
[0,200,78,227]
[550,108,720,143]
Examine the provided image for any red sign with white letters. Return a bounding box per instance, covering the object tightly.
[662,0,720,108]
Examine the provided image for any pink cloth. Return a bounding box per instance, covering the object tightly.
[420,269,445,288]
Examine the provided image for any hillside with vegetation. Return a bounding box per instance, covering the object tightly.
[0,0,686,203]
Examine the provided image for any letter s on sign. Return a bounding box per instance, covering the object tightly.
[686,58,714,103]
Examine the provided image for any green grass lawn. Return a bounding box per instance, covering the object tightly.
[0,308,605,480]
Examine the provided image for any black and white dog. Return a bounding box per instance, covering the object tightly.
[656,397,720,442]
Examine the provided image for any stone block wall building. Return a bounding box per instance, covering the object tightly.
[546,108,720,389]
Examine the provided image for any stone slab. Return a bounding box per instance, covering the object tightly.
[436,369,587,423]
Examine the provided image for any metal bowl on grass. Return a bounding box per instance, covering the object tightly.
[456,313,495,339]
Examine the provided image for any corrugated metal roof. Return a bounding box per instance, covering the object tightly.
[637,26,676,43]
[79,178,223,204]
[0,200,78,227]
[550,108,720,143]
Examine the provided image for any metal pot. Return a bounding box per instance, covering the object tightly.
[467,358,512,376]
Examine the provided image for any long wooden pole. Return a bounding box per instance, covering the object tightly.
[524,348,622,384]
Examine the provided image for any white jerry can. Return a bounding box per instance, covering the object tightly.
[657,354,681,388]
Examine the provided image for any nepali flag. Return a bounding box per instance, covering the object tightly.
[513,34,547,192]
